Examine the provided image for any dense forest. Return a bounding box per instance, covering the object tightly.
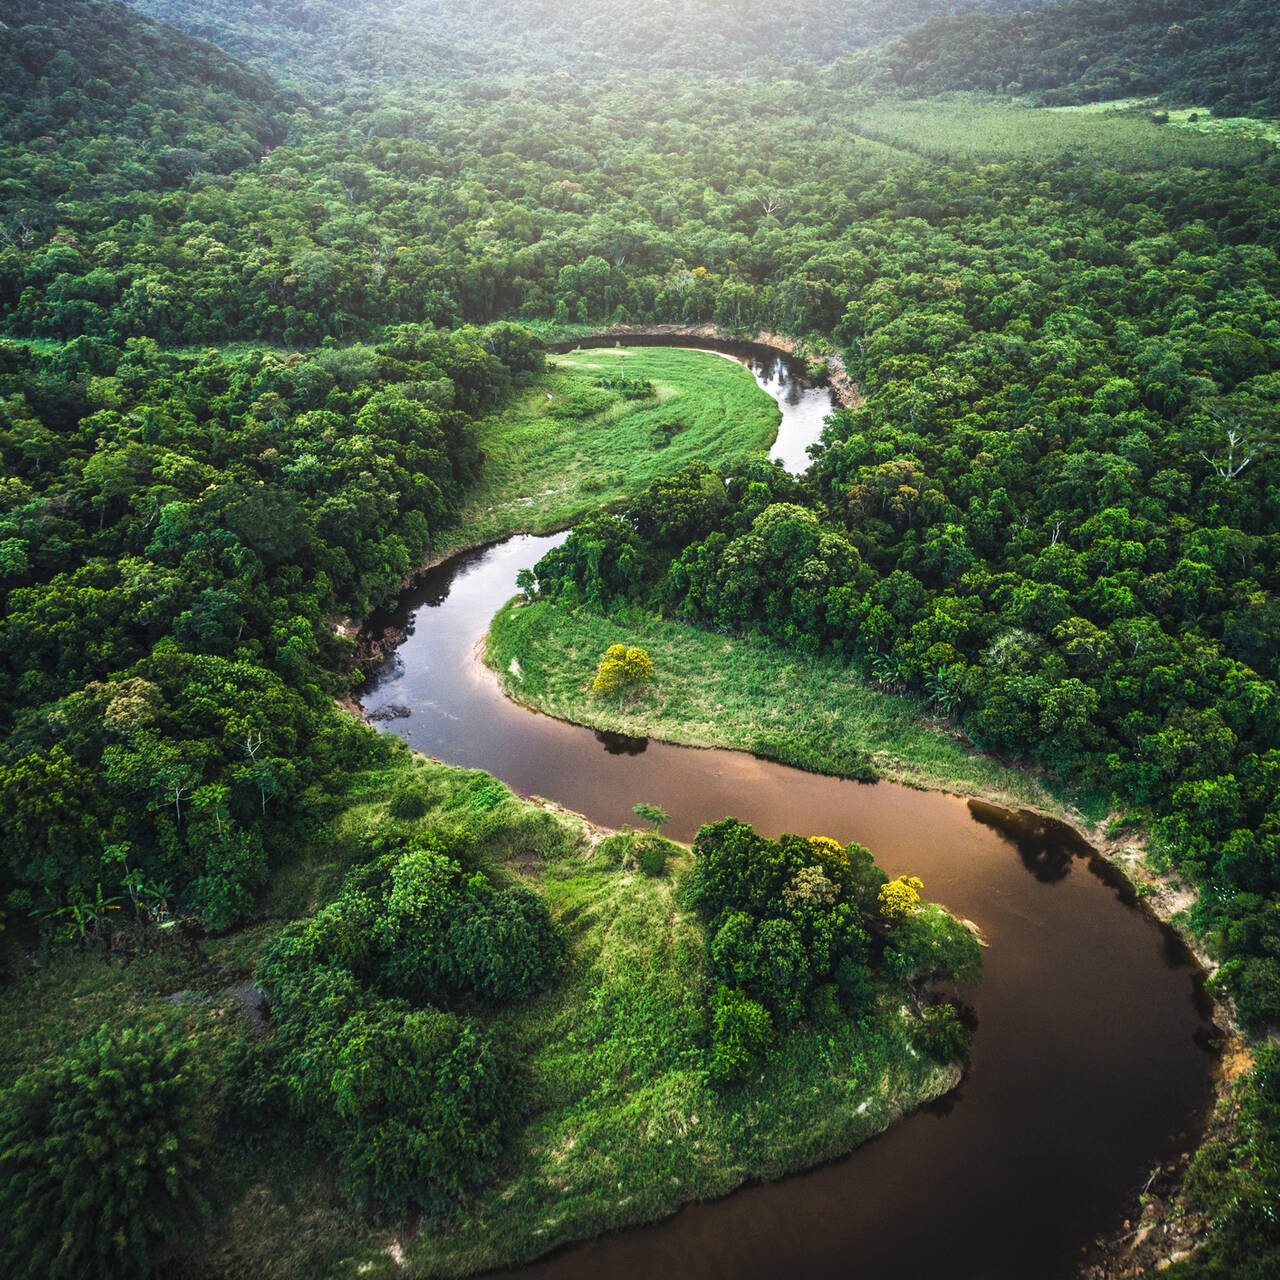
[872,0,1280,118]
[126,0,1052,84]
[1,0,1279,1275]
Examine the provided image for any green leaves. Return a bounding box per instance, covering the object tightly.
[0,1018,212,1280]
[249,833,561,1212]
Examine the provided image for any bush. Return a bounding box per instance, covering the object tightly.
[449,885,566,1002]
[912,1002,972,1064]
[251,831,565,1212]
[638,840,669,877]
[329,1007,521,1213]
[878,875,923,919]
[708,985,774,1084]
[389,775,433,821]
[808,982,843,1028]
[592,643,654,694]
[0,1019,212,1280]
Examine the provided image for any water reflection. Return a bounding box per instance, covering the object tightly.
[967,798,1080,883]
[595,728,648,756]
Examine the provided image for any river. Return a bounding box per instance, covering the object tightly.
[358,344,1216,1280]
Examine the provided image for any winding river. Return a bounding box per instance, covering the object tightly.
[359,344,1216,1280]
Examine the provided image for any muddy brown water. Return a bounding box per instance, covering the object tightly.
[359,352,1216,1280]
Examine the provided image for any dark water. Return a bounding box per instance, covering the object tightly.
[359,349,1216,1280]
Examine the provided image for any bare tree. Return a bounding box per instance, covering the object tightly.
[1199,402,1277,480]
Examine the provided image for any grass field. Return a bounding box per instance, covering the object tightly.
[1046,98,1280,146]
[852,96,1267,168]
[0,743,955,1278]
[486,598,1100,825]
[437,346,781,557]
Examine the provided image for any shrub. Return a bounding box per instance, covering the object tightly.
[595,829,677,873]
[878,875,924,920]
[389,776,433,821]
[448,885,566,1002]
[638,840,669,877]
[0,1019,212,1280]
[592,643,654,694]
[913,1002,972,1064]
[708,985,774,1084]
[329,1007,521,1213]
[808,982,843,1028]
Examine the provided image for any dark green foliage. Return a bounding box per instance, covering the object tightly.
[688,819,970,1079]
[1168,1046,1280,1278]
[873,0,1280,119]
[708,985,774,1085]
[248,832,562,1212]
[0,1017,212,1280]
[0,328,537,934]
[2,0,1279,1262]
[912,1003,972,1064]
[0,0,294,216]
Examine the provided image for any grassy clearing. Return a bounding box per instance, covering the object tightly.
[0,742,953,1279]
[1046,98,1280,145]
[487,598,1098,824]
[437,346,780,556]
[852,96,1266,168]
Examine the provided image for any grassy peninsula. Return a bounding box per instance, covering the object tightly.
[0,739,964,1278]
[437,346,781,557]
[487,598,1094,823]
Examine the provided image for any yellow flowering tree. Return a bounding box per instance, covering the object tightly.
[878,875,924,920]
[591,643,654,695]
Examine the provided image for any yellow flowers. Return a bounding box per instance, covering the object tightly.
[591,644,654,695]
[879,875,924,920]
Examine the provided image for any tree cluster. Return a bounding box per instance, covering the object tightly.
[0,323,542,936]
[238,830,564,1212]
[686,819,978,1083]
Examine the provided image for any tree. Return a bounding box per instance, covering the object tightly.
[592,643,654,694]
[0,1019,212,1280]
[632,801,670,831]
[708,985,773,1084]
[878,875,923,920]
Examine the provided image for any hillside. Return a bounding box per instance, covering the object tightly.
[0,0,295,216]
[126,0,1052,86]
[872,0,1280,118]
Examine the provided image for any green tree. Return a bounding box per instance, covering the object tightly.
[0,1019,212,1280]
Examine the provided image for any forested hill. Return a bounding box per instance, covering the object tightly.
[125,0,1051,86]
[870,0,1280,118]
[0,0,296,215]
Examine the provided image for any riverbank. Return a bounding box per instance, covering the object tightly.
[537,322,864,410]
[0,737,965,1279]
[482,594,1240,1277]
[431,345,780,563]
[485,596,1092,824]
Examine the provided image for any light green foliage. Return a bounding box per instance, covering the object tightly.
[439,347,780,556]
[709,986,774,1084]
[486,598,1080,814]
[592,643,654,695]
[884,904,983,988]
[0,1018,212,1280]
